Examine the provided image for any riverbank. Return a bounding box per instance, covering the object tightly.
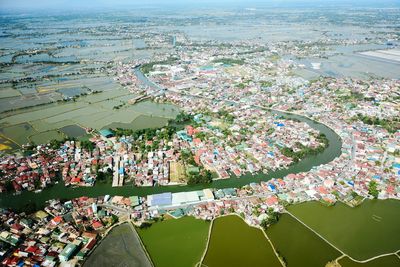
[0,106,342,211]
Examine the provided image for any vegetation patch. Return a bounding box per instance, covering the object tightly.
[140,57,179,74]
[212,58,245,65]
[356,114,400,134]
[280,133,329,162]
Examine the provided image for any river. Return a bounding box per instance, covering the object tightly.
[0,70,342,211]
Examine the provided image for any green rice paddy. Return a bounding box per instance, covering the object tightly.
[287,199,400,260]
[267,213,341,267]
[339,255,400,267]
[202,215,281,267]
[137,216,210,267]
[30,130,64,144]
[135,201,400,267]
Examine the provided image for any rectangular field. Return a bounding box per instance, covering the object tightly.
[169,161,187,183]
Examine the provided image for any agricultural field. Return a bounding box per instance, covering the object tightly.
[202,215,281,267]
[287,200,400,260]
[0,15,176,152]
[0,93,179,149]
[267,214,341,267]
[137,216,210,267]
[339,255,400,267]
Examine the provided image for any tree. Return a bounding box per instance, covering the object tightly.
[368,180,379,199]
[81,140,94,151]
[96,169,113,184]
[49,139,63,149]
[260,209,280,230]
[5,180,14,192]
[175,111,194,123]
[187,169,212,185]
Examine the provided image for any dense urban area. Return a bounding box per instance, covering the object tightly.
[0,2,399,267]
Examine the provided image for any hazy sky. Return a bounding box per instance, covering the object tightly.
[0,0,398,11]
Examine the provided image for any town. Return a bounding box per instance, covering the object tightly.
[0,48,399,266]
[0,4,399,266]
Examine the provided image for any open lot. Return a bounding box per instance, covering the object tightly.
[169,161,187,183]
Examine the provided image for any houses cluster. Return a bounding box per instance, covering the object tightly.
[172,107,325,179]
[0,97,326,192]
[117,40,399,199]
[0,146,61,193]
[0,193,148,267]
[0,31,399,266]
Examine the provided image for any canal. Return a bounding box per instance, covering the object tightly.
[0,70,343,211]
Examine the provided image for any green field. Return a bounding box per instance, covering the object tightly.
[137,216,210,267]
[267,214,341,267]
[288,199,400,260]
[202,215,282,267]
[339,255,400,267]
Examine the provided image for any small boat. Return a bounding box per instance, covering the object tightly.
[34,189,42,193]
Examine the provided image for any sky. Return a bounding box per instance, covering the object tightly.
[0,0,399,11]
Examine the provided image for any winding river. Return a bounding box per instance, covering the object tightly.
[0,70,342,211]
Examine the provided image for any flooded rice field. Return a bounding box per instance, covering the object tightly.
[60,125,87,138]
[287,199,400,260]
[202,215,281,267]
[137,216,210,267]
[136,201,400,267]
[339,255,400,267]
[267,213,341,267]
[0,96,179,148]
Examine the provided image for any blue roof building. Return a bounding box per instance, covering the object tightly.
[99,129,114,138]
[59,243,78,262]
[177,130,192,142]
[148,192,172,207]
[268,184,276,192]
[222,188,237,197]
